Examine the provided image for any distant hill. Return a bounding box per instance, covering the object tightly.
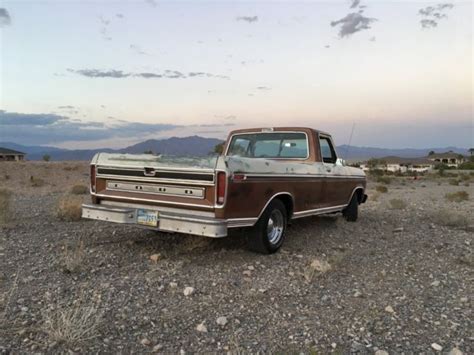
[0,137,469,161]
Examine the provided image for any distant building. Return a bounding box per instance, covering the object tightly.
[360,156,435,173]
[426,151,465,168]
[0,147,26,161]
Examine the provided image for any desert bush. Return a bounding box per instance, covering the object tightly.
[4,174,10,180]
[42,297,102,345]
[62,240,85,273]
[30,176,46,187]
[445,191,469,203]
[432,209,469,228]
[459,174,470,181]
[375,185,388,193]
[448,179,459,186]
[389,198,407,210]
[376,176,392,184]
[56,195,83,221]
[42,154,51,162]
[0,188,12,225]
[70,185,88,195]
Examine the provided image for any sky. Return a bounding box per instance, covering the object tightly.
[0,0,472,149]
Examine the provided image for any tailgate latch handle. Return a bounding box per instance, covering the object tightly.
[144,167,156,176]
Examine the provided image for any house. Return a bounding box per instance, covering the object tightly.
[360,156,435,173]
[0,147,26,161]
[426,151,465,167]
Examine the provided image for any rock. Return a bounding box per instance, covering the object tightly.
[448,348,463,355]
[243,270,252,277]
[310,259,331,274]
[375,351,389,355]
[149,254,161,263]
[431,343,443,351]
[152,344,163,352]
[169,282,178,289]
[140,338,151,346]
[216,316,228,326]
[196,322,207,333]
[431,280,440,287]
[331,343,337,349]
[183,287,195,296]
[460,297,468,303]
[353,290,362,298]
[385,305,395,313]
[247,265,255,271]
[393,227,404,233]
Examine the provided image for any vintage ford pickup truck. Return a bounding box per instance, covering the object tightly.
[82,127,367,253]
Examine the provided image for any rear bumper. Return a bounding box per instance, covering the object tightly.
[82,203,232,238]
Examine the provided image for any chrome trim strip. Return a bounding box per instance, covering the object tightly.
[106,181,205,199]
[225,131,310,160]
[292,204,347,219]
[96,164,216,174]
[96,174,215,186]
[347,186,365,204]
[93,192,215,209]
[256,192,295,220]
[227,217,258,228]
[243,173,365,179]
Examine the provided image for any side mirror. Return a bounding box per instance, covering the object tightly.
[336,158,345,166]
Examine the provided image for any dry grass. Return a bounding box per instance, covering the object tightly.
[376,176,392,185]
[70,185,88,195]
[303,258,332,282]
[56,195,83,221]
[448,179,460,186]
[375,185,388,193]
[445,191,469,203]
[42,298,102,345]
[432,209,470,228]
[30,176,46,187]
[62,240,85,273]
[0,188,12,225]
[389,198,408,210]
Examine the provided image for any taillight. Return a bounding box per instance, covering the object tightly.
[90,165,96,192]
[216,171,226,205]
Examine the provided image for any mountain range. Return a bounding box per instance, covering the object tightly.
[0,136,469,161]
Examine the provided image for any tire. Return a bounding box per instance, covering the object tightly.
[247,199,287,254]
[343,193,359,222]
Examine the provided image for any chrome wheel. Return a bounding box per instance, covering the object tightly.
[267,209,284,245]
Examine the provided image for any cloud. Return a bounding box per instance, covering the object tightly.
[67,68,130,78]
[0,8,11,27]
[145,0,157,7]
[67,68,229,80]
[350,0,361,9]
[116,13,124,19]
[130,44,148,55]
[418,3,454,29]
[330,12,377,38]
[0,110,179,145]
[256,86,271,91]
[236,16,258,23]
[58,105,76,109]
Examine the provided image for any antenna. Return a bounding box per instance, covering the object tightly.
[345,122,356,160]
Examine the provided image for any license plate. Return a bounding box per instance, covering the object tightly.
[137,209,159,227]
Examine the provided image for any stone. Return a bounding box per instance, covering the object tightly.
[375,351,389,355]
[152,344,163,352]
[183,287,195,296]
[140,338,151,346]
[310,259,331,274]
[216,316,228,326]
[196,322,207,333]
[243,270,252,277]
[353,290,362,298]
[431,280,440,287]
[247,265,255,271]
[169,282,178,289]
[393,227,404,233]
[448,348,463,355]
[431,343,443,351]
[149,254,161,263]
[385,305,395,313]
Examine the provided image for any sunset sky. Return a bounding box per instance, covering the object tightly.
[0,0,472,149]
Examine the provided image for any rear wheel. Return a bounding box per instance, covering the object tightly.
[343,193,359,222]
[247,199,287,254]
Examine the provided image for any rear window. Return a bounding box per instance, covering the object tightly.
[227,132,308,159]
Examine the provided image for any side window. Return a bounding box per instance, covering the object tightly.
[228,137,251,156]
[319,136,337,164]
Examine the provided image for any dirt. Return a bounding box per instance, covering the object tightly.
[0,161,473,354]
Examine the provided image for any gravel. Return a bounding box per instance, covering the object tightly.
[0,162,473,353]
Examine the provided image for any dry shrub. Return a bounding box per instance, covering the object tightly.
[459,174,470,182]
[445,191,469,203]
[30,176,46,187]
[4,174,10,180]
[303,258,332,282]
[432,209,469,228]
[63,165,79,172]
[371,192,381,202]
[389,198,407,210]
[0,189,12,225]
[376,176,392,185]
[448,179,459,186]
[57,195,83,221]
[42,297,102,345]
[375,185,388,193]
[70,185,88,195]
[62,240,85,273]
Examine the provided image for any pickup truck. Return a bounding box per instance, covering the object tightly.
[82,127,367,253]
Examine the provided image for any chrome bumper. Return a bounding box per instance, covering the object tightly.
[82,203,231,238]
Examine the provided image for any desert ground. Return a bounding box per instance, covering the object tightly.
[0,161,472,354]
